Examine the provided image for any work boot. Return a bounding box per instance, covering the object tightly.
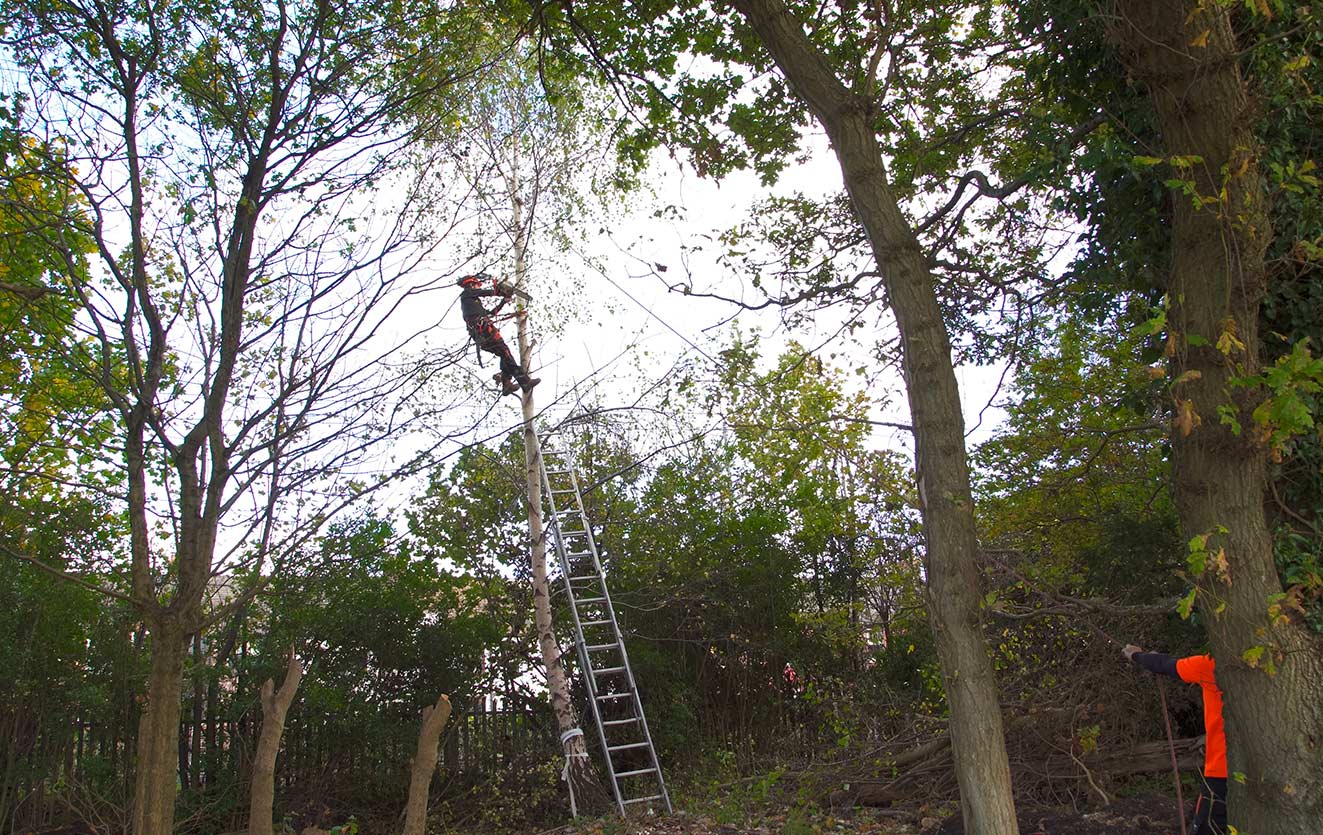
[500,378,519,395]
[520,377,541,393]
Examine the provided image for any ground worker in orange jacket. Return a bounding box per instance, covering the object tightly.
[1123,644,1227,835]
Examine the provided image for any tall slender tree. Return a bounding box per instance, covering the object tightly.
[444,49,614,809]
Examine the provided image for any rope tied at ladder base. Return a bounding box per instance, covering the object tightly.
[560,727,589,818]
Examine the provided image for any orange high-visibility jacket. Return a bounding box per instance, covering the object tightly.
[1175,654,1226,779]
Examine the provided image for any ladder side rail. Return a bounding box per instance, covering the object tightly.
[562,468,622,646]
[563,466,673,813]
[540,451,625,815]
[540,458,596,698]
[563,466,608,578]
[539,461,576,584]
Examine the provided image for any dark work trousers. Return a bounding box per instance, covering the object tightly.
[1191,776,1227,835]
[468,318,527,385]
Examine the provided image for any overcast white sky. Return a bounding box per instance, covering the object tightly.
[421,138,1012,467]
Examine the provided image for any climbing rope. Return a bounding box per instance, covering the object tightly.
[559,727,589,818]
[1157,678,1188,835]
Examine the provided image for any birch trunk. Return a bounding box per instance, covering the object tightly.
[506,147,607,813]
[1109,4,1323,830]
[727,2,1018,833]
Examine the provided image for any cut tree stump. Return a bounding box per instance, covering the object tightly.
[402,694,452,835]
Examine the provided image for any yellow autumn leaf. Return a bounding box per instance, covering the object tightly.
[1175,399,1202,437]
[1217,318,1246,356]
[1211,547,1230,584]
[1190,29,1210,49]
[1243,645,1265,667]
[1284,55,1312,72]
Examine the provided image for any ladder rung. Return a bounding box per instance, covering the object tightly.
[608,741,651,752]
[614,766,656,778]
[582,619,611,627]
[623,795,664,806]
[593,666,626,676]
[603,717,639,727]
[596,692,632,701]
[567,576,600,584]
[576,596,607,605]
[586,642,619,652]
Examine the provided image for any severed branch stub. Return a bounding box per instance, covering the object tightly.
[402,694,453,835]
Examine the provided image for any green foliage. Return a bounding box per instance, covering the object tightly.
[975,308,1181,600]
[1252,5,1323,626]
[256,512,502,715]
[1273,526,1323,633]
[601,339,925,760]
[0,133,117,524]
[1005,0,1323,630]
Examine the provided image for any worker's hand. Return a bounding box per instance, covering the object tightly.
[1122,644,1143,661]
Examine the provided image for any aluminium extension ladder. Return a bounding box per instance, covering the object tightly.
[539,447,672,816]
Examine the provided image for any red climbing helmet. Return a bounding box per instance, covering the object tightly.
[457,273,494,291]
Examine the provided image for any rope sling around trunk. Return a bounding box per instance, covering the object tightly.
[560,727,589,818]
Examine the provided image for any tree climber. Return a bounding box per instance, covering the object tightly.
[1123,643,1227,835]
[456,273,539,396]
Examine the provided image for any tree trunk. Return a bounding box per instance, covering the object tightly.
[508,149,608,813]
[207,600,247,782]
[726,2,1018,833]
[248,652,302,835]
[191,632,203,790]
[1109,3,1323,831]
[402,694,452,835]
[131,619,189,835]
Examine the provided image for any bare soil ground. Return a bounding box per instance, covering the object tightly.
[538,794,1184,835]
[933,795,1184,835]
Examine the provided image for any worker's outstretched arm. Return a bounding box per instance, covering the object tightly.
[1123,644,1180,679]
